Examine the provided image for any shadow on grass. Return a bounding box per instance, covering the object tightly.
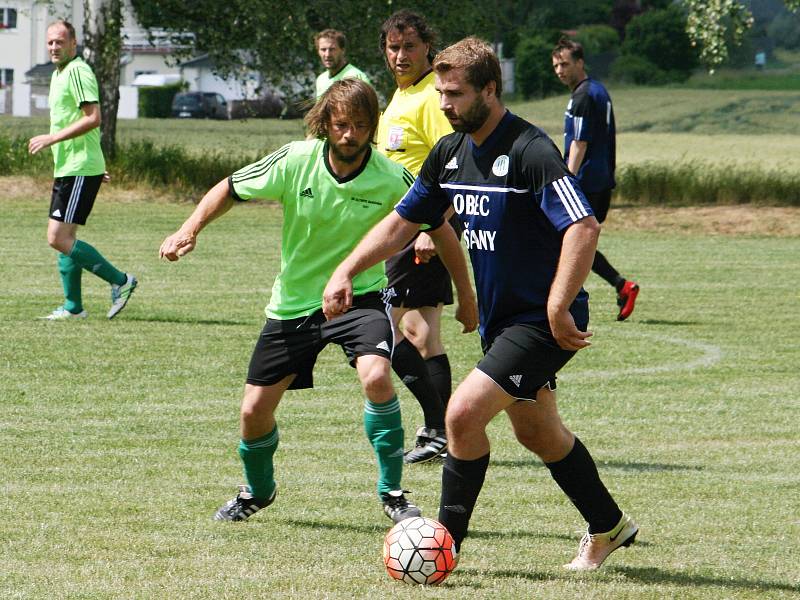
[446,564,796,593]
[612,566,800,594]
[491,458,702,473]
[277,517,385,536]
[639,318,701,326]
[124,315,252,327]
[467,528,652,547]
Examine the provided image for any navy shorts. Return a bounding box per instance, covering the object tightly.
[476,321,580,401]
[246,292,394,390]
[49,175,104,225]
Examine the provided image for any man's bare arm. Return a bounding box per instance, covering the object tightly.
[567,139,588,176]
[159,178,235,261]
[547,216,600,350]
[29,102,101,155]
[323,211,420,319]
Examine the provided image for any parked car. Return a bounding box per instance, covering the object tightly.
[171,92,229,119]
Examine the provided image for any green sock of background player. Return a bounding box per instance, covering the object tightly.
[68,239,126,286]
[363,396,404,495]
[57,253,83,313]
[238,425,279,499]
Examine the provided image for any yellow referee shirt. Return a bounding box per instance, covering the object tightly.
[377,70,453,176]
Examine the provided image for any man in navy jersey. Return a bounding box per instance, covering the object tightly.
[323,37,638,571]
[553,38,639,321]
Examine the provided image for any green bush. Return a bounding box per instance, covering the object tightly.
[0,135,51,176]
[138,82,186,119]
[768,13,800,50]
[575,24,620,57]
[515,34,564,100]
[619,5,698,83]
[610,54,676,85]
[617,162,800,206]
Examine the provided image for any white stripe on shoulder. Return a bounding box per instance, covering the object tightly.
[440,183,529,194]
[560,177,589,218]
[552,177,578,222]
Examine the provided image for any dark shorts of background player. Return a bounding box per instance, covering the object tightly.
[246,292,394,390]
[385,240,453,308]
[49,174,104,225]
[585,189,612,224]
[476,320,586,401]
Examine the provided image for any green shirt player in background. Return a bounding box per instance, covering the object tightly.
[28,20,137,321]
[159,79,477,523]
[314,29,371,98]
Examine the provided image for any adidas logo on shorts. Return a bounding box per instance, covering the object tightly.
[376,340,390,352]
[509,374,523,387]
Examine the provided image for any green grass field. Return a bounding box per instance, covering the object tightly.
[1,195,799,598]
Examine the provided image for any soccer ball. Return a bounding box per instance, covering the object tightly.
[383,516,457,585]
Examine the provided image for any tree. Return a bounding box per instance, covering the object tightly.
[81,0,122,159]
[130,0,493,104]
[683,0,800,71]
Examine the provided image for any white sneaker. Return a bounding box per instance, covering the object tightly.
[108,274,138,319]
[564,513,638,571]
[40,306,88,320]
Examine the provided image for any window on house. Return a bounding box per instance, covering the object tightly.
[0,69,13,88]
[0,8,18,29]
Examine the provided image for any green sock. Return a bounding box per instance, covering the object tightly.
[69,240,126,286]
[363,396,404,496]
[237,425,279,499]
[57,253,83,313]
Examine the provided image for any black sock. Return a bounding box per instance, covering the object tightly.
[592,250,623,289]
[545,437,622,534]
[392,338,445,429]
[438,452,490,551]
[425,354,452,408]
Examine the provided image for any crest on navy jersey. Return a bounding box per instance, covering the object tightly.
[492,154,509,177]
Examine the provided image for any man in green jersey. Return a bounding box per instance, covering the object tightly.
[314,29,371,98]
[159,79,477,523]
[29,20,137,321]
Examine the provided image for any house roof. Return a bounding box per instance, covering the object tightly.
[179,54,213,69]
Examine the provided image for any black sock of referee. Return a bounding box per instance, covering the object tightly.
[425,354,452,408]
[438,452,490,551]
[392,338,445,429]
[545,437,622,534]
[592,250,625,291]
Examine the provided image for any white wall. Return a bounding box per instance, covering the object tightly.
[12,82,30,116]
[117,85,137,119]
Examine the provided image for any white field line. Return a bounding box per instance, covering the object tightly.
[564,332,723,380]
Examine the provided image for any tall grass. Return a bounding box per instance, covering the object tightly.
[617,162,800,206]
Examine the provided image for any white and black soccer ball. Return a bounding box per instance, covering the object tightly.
[383,516,457,585]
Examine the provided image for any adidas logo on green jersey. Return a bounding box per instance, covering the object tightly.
[300,187,314,198]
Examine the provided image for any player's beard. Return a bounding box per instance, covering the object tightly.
[448,95,491,134]
[329,138,371,164]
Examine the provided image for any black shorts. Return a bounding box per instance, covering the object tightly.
[476,321,579,401]
[49,175,104,225]
[586,190,611,224]
[385,242,453,309]
[246,292,394,390]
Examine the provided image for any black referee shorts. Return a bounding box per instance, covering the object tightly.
[246,292,394,390]
[385,242,453,309]
[476,321,581,401]
[49,175,104,225]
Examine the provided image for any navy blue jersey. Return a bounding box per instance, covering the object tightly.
[396,111,594,340]
[564,77,616,193]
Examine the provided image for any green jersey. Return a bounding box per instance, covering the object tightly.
[48,56,105,177]
[315,63,371,98]
[229,139,415,320]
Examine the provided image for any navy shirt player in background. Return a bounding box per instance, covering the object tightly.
[553,37,640,321]
[323,37,638,572]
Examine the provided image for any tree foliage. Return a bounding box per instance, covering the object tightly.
[130,0,493,102]
[622,5,698,80]
[683,0,799,71]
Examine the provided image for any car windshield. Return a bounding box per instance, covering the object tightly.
[174,95,201,107]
